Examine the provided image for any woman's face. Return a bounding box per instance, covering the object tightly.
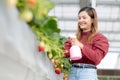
[78,11,93,32]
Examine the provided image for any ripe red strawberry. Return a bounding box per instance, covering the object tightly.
[38,42,45,52]
[29,0,36,6]
[38,44,44,52]
[55,68,61,75]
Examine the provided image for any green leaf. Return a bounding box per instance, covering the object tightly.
[43,17,60,33]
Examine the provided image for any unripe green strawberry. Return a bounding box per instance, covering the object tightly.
[20,10,33,22]
[48,53,52,59]
[6,0,18,7]
[50,58,54,63]
[60,64,64,68]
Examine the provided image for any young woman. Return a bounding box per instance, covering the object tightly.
[63,7,109,80]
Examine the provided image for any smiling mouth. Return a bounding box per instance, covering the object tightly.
[79,24,85,27]
[80,24,84,26]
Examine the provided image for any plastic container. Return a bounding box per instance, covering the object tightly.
[70,45,82,60]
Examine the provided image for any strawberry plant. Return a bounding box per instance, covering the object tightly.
[7,0,73,79]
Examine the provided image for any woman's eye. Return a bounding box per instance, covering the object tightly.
[78,17,81,20]
[83,17,86,19]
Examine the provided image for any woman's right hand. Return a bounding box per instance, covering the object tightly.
[69,37,84,49]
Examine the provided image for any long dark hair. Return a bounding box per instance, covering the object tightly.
[76,7,98,43]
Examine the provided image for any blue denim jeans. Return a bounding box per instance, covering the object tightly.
[68,64,98,80]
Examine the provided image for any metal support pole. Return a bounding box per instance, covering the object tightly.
[79,0,91,8]
[91,0,96,8]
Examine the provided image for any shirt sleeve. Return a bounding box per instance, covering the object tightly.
[63,40,71,58]
[81,33,109,65]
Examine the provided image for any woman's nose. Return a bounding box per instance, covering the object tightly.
[78,19,83,23]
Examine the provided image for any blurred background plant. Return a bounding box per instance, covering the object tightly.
[5,0,72,79]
